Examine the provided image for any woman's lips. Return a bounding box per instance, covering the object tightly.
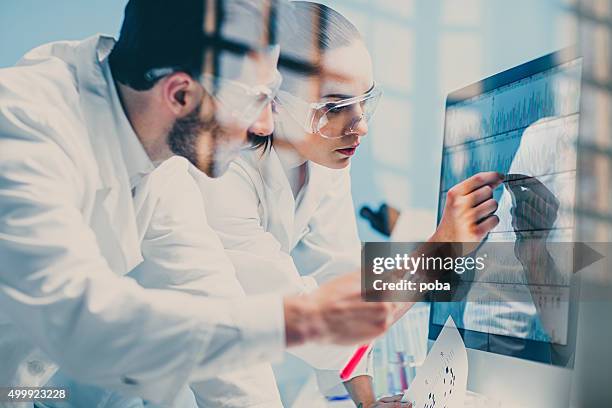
[336,144,359,157]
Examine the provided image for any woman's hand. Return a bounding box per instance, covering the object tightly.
[432,172,504,243]
[345,376,412,408]
[360,394,411,407]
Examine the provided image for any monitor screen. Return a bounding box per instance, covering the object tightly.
[430,48,583,365]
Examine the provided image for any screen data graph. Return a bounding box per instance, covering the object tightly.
[443,58,582,147]
[434,57,583,347]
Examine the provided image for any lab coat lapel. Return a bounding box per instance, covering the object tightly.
[75,36,143,274]
[293,161,332,247]
[258,148,295,251]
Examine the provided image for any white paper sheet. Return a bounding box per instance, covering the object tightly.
[402,316,468,408]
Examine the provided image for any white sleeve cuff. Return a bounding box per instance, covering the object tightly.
[230,294,286,364]
[315,348,373,394]
[347,347,372,379]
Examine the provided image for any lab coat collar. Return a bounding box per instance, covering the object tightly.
[246,146,333,247]
[74,34,143,272]
[253,146,291,194]
[101,58,155,190]
[252,146,331,194]
[251,147,295,247]
[293,159,333,241]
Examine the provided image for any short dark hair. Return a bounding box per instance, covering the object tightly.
[109,0,277,90]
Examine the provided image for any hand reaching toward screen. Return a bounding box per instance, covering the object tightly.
[432,172,504,243]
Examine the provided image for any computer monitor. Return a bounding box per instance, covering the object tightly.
[429,47,583,407]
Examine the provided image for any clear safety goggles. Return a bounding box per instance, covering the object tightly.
[144,67,282,128]
[275,84,382,139]
[200,71,282,127]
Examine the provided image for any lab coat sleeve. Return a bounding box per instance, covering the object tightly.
[129,159,283,407]
[0,108,284,405]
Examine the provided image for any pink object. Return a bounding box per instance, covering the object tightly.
[340,343,373,380]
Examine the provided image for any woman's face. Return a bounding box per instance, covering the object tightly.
[279,40,375,169]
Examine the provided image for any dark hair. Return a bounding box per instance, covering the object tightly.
[109,0,277,91]
[248,132,274,152]
[249,1,362,151]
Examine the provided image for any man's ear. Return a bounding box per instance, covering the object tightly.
[162,72,203,117]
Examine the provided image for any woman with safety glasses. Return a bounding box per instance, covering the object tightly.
[198,1,502,406]
[198,4,405,406]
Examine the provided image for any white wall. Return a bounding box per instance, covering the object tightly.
[0,0,125,67]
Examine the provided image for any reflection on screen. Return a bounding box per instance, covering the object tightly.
[433,56,582,353]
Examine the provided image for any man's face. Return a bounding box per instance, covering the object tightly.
[167,50,279,177]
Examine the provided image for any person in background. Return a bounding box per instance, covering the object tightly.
[199,2,503,407]
[0,1,397,407]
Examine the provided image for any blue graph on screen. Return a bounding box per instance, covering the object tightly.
[434,57,582,346]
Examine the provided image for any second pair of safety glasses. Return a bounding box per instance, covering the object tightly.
[200,71,282,127]
[144,67,282,128]
[275,84,382,139]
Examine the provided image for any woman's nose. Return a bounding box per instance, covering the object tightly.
[248,103,275,136]
[350,114,369,136]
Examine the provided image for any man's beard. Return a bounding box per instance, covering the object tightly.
[167,105,223,177]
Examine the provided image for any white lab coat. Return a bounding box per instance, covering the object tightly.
[197,146,370,399]
[131,159,283,408]
[41,158,284,408]
[199,146,362,296]
[0,35,284,406]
